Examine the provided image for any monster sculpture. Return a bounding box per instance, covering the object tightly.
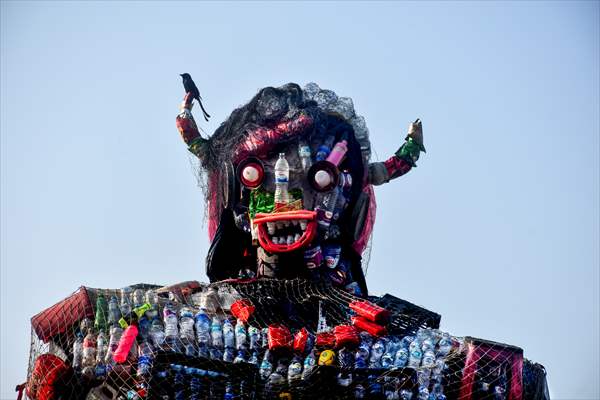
[176,83,425,296]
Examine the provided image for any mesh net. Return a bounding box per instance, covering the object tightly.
[22,279,548,400]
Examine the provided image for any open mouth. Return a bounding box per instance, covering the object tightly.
[253,210,317,253]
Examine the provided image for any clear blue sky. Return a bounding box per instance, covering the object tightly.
[1,1,598,398]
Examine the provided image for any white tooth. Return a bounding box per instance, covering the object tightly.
[284,220,291,228]
[279,237,287,244]
[276,221,284,230]
[286,235,294,245]
[292,220,299,226]
[300,220,307,230]
[267,222,275,235]
[272,236,279,244]
[294,233,301,242]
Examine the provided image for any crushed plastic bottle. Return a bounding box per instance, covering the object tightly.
[223,318,235,349]
[95,331,108,377]
[298,141,312,172]
[235,319,247,350]
[163,302,179,353]
[369,338,387,368]
[149,318,165,350]
[120,287,132,318]
[107,295,122,327]
[248,325,260,350]
[301,348,318,380]
[72,332,84,370]
[259,350,274,380]
[136,341,153,378]
[287,355,303,384]
[211,317,224,349]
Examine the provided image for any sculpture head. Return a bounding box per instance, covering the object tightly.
[197,83,376,295]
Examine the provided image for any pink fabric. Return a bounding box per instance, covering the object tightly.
[207,172,220,241]
[352,185,376,255]
[459,341,523,400]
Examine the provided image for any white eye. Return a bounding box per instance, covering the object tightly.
[314,170,332,188]
[242,165,260,183]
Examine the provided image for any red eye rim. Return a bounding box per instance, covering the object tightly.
[236,157,265,189]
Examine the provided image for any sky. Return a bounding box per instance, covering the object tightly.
[1,1,598,398]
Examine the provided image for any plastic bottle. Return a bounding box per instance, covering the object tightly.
[108,295,122,327]
[338,347,354,370]
[274,153,290,208]
[422,350,435,368]
[287,355,303,384]
[315,187,339,236]
[179,307,196,356]
[105,326,123,364]
[315,135,335,162]
[144,290,159,320]
[234,348,247,364]
[408,339,423,368]
[355,332,372,369]
[223,318,235,349]
[400,389,414,400]
[148,318,165,350]
[235,319,247,350]
[72,332,84,370]
[437,334,453,357]
[298,141,312,172]
[224,382,235,400]
[81,331,97,378]
[95,331,108,377]
[94,294,108,332]
[223,346,235,362]
[354,384,366,399]
[259,350,274,380]
[394,347,409,368]
[163,302,179,353]
[113,324,138,363]
[211,317,224,349]
[194,309,211,345]
[417,387,429,400]
[137,341,153,378]
[369,338,386,368]
[248,350,259,365]
[132,289,145,308]
[301,348,318,380]
[120,287,132,318]
[248,325,260,350]
[382,338,400,369]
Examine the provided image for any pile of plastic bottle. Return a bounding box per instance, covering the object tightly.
[69,285,459,399]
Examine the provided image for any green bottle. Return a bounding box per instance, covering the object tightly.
[94,293,108,332]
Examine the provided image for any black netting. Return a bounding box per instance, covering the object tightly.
[22,279,549,400]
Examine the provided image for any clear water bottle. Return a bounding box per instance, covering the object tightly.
[437,334,453,357]
[248,350,259,365]
[209,346,223,361]
[287,355,303,384]
[211,317,224,349]
[394,347,409,368]
[301,348,318,380]
[194,309,211,346]
[274,153,290,208]
[369,338,386,368]
[144,290,159,320]
[408,340,423,368]
[72,332,83,370]
[235,319,247,350]
[248,325,260,350]
[223,346,235,362]
[120,287,132,318]
[136,341,153,377]
[400,389,413,400]
[422,350,435,368]
[179,307,195,340]
[105,326,123,364]
[298,141,312,172]
[132,288,145,308]
[261,327,269,348]
[417,387,429,400]
[382,338,400,369]
[163,302,179,353]
[259,350,274,380]
[355,333,372,369]
[338,347,354,370]
[148,318,165,350]
[95,331,107,377]
[223,318,235,349]
[107,295,122,327]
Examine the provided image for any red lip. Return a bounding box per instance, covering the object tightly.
[253,210,317,253]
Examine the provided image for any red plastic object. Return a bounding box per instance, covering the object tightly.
[351,316,388,337]
[254,210,317,253]
[293,328,310,353]
[31,287,94,343]
[333,325,359,348]
[268,324,292,351]
[315,332,336,348]
[231,299,255,323]
[26,354,71,400]
[113,324,138,363]
[349,300,390,324]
